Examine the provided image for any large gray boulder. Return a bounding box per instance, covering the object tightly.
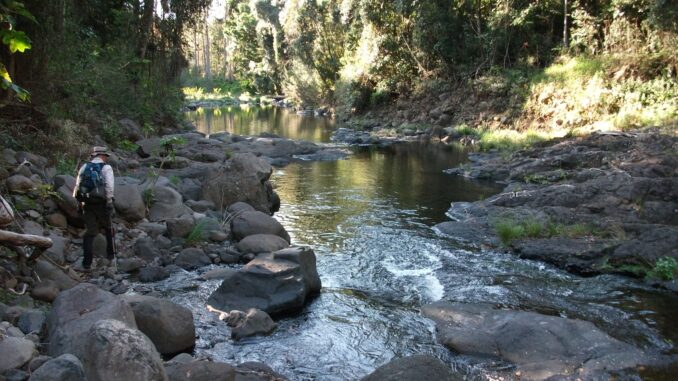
[231,211,290,243]
[28,354,86,381]
[114,184,146,222]
[422,302,650,380]
[0,336,36,372]
[207,246,321,317]
[82,319,167,381]
[135,237,162,262]
[361,355,461,381]
[7,174,35,193]
[202,153,278,213]
[54,178,83,227]
[165,360,235,381]
[174,248,211,270]
[121,295,196,355]
[166,215,195,239]
[33,259,77,291]
[236,234,289,254]
[46,283,136,358]
[148,186,191,222]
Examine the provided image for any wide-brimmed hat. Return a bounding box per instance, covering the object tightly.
[90,146,111,157]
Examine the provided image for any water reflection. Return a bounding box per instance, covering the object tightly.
[168,107,678,380]
[185,106,335,141]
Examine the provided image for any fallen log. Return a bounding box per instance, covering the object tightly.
[0,229,53,248]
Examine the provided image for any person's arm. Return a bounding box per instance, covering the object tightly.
[102,164,115,202]
[72,164,86,198]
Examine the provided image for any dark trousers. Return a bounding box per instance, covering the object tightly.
[82,203,114,267]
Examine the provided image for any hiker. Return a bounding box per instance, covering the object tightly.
[73,146,116,271]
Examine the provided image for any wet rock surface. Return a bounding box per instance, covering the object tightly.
[422,302,655,381]
[437,131,678,283]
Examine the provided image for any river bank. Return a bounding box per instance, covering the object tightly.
[0,122,349,380]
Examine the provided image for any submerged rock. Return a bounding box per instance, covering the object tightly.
[422,302,651,380]
[360,354,461,381]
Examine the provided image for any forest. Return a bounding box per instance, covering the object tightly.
[0,0,675,149]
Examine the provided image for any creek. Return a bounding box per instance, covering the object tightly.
[149,106,678,380]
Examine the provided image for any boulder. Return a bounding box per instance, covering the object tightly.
[44,232,68,265]
[227,202,255,215]
[231,211,290,243]
[360,355,461,381]
[137,222,167,238]
[45,213,68,229]
[148,186,192,222]
[165,360,235,381]
[185,200,215,213]
[121,295,196,355]
[422,302,649,380]
[30,280,61,302]
[207,246,321,317]
[138,266,170,283]
[6,174,35,193]
[114,184,146,222]
[136,138,162,158]
[174,248,211,270]
[54,183,83,227]
[0,336,36,372]
[135,237,162,262]
[17,309,47,335]
[202,153,277,213]
[82,319,167,381]
[118,118,143,141]
[33,259,77,291]
[175,178,202,201]
[166,215,195,239]
[117,258,145,273]
[226,309,276,341]
[234,362,289,381]
[28,354,86,381]
[236,234,289,254]
[46,283,136,358]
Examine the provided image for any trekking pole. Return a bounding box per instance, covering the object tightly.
[107,207,118,272]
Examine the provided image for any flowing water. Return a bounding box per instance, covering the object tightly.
[150,106,678,380]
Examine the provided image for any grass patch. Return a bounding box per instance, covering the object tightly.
[185,221,208,246]
[494,217,597,246]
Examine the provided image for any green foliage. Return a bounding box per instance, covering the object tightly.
[55,154,78,175]
[494,217,597,245]
[33,184,61,201]
[118,140,139,152]
[185,220,207,246]
[648,257,678,281]
[0,0,35,101]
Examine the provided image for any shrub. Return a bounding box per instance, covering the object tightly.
[185,221,208,246]
[648,257,678,281]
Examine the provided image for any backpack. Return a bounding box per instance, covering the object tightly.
[75,162,107,203]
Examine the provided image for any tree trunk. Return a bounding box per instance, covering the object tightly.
[563,0,569,49]
[138,0,155,59]
[0,229,53,248]
[203,13,212,81]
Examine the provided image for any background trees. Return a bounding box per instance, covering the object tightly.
[187,0,676,115]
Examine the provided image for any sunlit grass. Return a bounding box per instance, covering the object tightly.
[521,54,677,134]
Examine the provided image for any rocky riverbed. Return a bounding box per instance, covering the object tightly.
[435,129,678,288]
[1,120,677,381]
[0,124,348,380]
